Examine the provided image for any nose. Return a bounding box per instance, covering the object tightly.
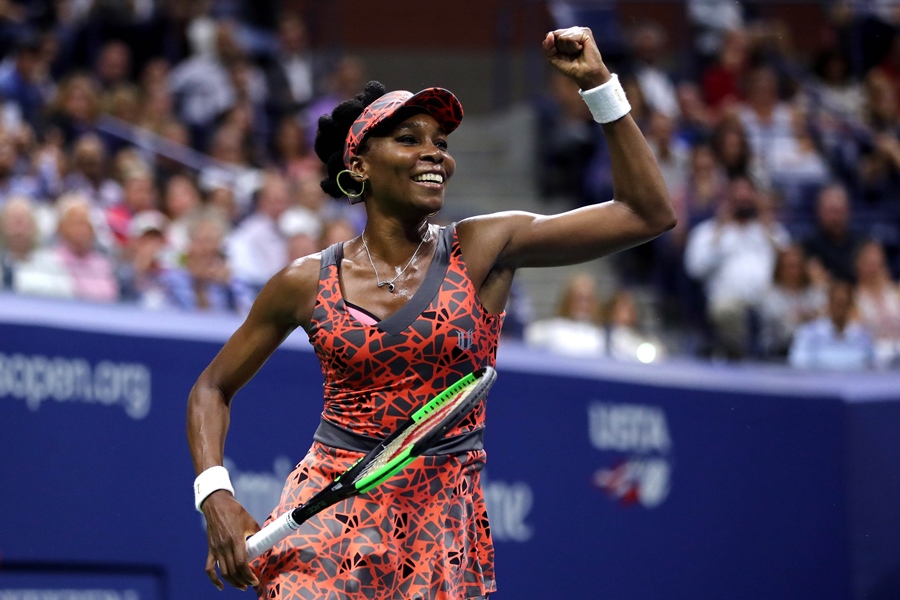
[420,141,444,163]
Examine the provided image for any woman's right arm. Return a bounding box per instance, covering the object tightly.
[186,255,319,591]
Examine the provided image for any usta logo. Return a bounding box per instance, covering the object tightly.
[587,401,673,508]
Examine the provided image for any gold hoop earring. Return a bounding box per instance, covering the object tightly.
[336,169,365,199]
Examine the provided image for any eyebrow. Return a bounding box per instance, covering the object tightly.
[394,120,446,135]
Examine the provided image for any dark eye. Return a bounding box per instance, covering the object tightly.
[435,139,449,151]
[396,135,417,144]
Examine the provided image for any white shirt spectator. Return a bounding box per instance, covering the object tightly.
[788,318,875,370]
[684,218,790,310]
[525,317,607,358]
[226,213,287,290]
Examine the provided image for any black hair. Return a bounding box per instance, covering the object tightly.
[314,80,387,199]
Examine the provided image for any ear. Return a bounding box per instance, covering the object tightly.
[348,156,367,181]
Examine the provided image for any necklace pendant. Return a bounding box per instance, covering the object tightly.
[387,283,395,293]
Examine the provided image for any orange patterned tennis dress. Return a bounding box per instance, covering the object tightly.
[254,224,503,600]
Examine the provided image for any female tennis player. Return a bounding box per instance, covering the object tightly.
[187,26,675,599]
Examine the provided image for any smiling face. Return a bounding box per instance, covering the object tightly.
[352,113,455,216]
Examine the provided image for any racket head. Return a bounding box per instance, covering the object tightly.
[351,366,496,493]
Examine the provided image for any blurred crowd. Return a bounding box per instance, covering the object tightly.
[535,0,900,369]
[0,1,367,315]
[0,1,898,371]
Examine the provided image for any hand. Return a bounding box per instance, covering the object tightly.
[542,27,611,90]
[201,492,261,591]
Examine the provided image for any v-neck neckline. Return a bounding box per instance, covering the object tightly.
[331,224,453,336]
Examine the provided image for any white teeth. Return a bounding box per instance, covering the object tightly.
[412,173,443,184]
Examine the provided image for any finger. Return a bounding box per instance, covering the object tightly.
[215,545,248,591]
[234,529,260,587]
[235,551,260,588]
[553,27,588,54]
[205,551,224,591]
[542,32,557,56]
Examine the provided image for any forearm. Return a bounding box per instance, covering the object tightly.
[187,380,232,474]
[602,114,676,231]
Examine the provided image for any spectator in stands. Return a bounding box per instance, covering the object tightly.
[153,119,195,183]
[0,132,40,205]
[802,183,867,283]
[674,81,715,145]
[53,193,119,303]
[687,0,745,72]
[262,13,316,118]
[292,169,330,219]
[136,81,176,136]
[605,288,666,363]
[809,47,864,123]
[872,31,900,113]
[106,166,159,248]
[767,106,830,192]
[673,142,726,237]
[654,142,725,333]
[853,240,900,367]
[161,174,202,259]
[0,196,72,297]
[139,57,170,96]
[711,117,766,183]
[628,20,679,119]
[94,40,132,91]
[279,207,321,262]
[45,73,102,147]
[270,115,320,185]
[701,27,748,114]
[304,55,366,144]
[645,111,689,196]
[61,133,122,208]
[198,124,263,214]
[226,172,290,293]
[319,216,358,250]
[222,55,269,166]
[169,19,265,148]
[857,71,900,204]
[117,209,170,309]
[103,84,141,127]
[788,280,875,370]
[534,70,603,206]
[160,209,251,313]
[737,65,798,184]
[685,175,790,359]
[0,32,51,133]
[524,272,607,358]
[759,244,827,359]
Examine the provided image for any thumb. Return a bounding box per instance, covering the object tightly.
[542,32,558,57]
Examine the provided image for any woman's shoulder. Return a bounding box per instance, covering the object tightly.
[279,252,324,290]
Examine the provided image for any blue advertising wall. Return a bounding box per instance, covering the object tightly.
[1,293,899,600]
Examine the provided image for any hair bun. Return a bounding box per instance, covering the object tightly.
[314,80,388,199]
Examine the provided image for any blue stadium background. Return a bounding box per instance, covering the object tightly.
[2,1,900,598]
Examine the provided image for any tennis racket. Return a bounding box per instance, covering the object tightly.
[246,366,497,560]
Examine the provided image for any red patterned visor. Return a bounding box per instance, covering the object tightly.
[342,88,463,167]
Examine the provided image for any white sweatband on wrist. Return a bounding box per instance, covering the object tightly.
[579,73,631,124]
[193,465,234,512]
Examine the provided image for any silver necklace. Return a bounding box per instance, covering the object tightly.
[360,228,429,292]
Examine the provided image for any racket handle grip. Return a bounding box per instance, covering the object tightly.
[246,511,301,560]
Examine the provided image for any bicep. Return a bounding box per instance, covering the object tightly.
[463,201,662,272]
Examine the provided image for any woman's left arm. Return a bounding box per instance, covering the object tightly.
[460,27,676,272]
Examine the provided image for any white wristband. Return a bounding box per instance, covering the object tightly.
[579,73,631,124]
[193,465,234,512]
